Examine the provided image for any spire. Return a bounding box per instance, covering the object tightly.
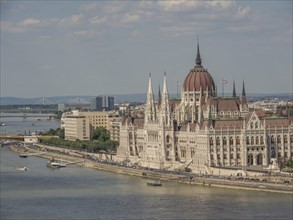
[147,73,153,95]
[162,72,168,95]
[145,73,156,124]
[241,80,247,106]
[160,72,171,126]
[233,80,236,97]
[158,84,162,107]
[242,80,246,96]
[195,36,202,66]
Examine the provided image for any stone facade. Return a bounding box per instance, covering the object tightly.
[117,43,293,173]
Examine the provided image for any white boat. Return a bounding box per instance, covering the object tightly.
[0,122,6,126]
[18,167,29,171]
[47,158,66,168]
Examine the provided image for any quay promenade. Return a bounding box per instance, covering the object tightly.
[9,143,293,194]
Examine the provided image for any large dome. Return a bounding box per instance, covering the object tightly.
[183,66,215,92]
[182,42,215,92]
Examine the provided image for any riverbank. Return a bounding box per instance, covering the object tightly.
[9,144,293,194]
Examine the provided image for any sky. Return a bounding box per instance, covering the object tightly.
[0,0,292,98]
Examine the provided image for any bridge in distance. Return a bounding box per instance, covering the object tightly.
[0,113,58,121]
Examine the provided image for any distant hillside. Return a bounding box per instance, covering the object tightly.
[0,93,291,106]
[0,97,41,105]
[0,94,147,106]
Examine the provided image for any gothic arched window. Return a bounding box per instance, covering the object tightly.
[255,122,258,129]
[236,136,240,145]
[216,137,220,145]
[223,137,227,145]
[229,137,233,145]
[277,135,281,144]
[166,135,170,143]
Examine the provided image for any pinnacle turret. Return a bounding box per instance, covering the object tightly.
[233,80,236,97]
[145,73,156,124]
[195,37,202,66]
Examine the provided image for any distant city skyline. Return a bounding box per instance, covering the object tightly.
[1,1,292,98]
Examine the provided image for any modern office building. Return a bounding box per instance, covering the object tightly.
[91,96,114,111]
[63,114,90,141]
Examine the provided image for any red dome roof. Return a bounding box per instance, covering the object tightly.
[183,66,215,92]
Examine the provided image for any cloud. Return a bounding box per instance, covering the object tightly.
[138,1,155,9]
[18,18,41,27]
[59,14,84,27]
[227,24,259,33]
[1,21,26,33]
[157,0,235,12]
[102,2,125,14]
[236,6,252,18]
[160,25,196,37]
[157,0,200,11]
[121,14,141,23]
[205,1,235,9]
[89,16,107,25]
[70,30,101,38]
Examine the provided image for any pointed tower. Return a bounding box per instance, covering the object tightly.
[242,80,247,104]
[160,72,171,126]
[195,37,202,66]
[145,73,156,124]
[232,80,236,97]
[157,85,162,108]
[241,80,248,114]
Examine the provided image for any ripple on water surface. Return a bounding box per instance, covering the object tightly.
[1,147,292,220]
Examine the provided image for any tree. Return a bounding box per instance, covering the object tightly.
[285,157,293,169]
[56,128,65,139]
[92,127,110,142]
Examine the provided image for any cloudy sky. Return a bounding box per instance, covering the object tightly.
[1,0,292,98]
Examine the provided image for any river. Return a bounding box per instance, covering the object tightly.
[0,114,60,135]
[1,146,292,220]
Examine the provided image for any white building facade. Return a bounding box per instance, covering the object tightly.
[117,43,293,173]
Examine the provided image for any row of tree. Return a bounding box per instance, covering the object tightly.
[41,127,118,153]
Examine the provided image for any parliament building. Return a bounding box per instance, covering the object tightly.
[116,43,293,174]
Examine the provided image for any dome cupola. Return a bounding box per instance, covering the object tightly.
[183,41,215,93]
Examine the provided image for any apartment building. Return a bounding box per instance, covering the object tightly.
[62,110,121,141]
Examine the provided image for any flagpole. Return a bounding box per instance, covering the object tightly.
[222,79,227,97]
[177,82,181,98]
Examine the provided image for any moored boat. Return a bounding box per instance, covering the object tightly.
[147,180,162,186]
[47,157,66,168]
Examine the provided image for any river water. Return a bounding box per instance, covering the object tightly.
[1,146,292,220]
[0,114,60,135]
